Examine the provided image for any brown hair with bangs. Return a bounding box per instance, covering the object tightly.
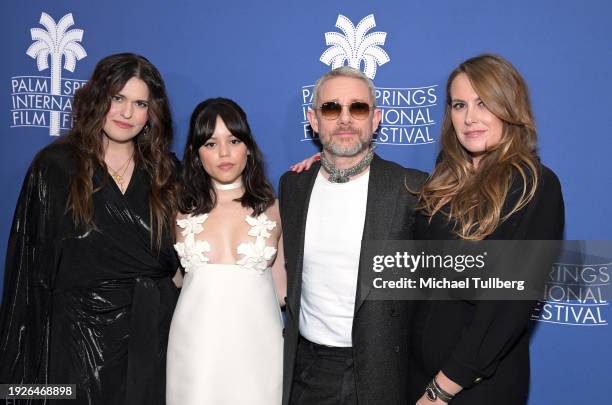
[419,54,539,240]
[62,53,178,248]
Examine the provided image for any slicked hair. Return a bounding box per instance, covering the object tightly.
[312,66,376,106]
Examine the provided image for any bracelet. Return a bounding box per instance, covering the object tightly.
[424,377,454,403]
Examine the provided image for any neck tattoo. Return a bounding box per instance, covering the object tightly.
[320,147,374,183]
[213,179,243,190]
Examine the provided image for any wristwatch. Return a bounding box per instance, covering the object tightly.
[425,377,454,403]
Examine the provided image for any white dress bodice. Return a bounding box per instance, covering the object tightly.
[173,212,278,272]
[166,212,283,405]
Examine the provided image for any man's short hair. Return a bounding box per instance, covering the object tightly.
[312,66,376,107]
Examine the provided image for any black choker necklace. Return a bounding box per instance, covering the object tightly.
[320,148,374,183]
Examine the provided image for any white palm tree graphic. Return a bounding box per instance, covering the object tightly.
[320,14,390,80]
[26,12,87,136]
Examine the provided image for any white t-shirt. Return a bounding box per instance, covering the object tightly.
[299,170,369,347]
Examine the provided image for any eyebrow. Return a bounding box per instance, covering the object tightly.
[208,133,239,139]
[115,92,149,103]
[451,96,481,103]
[321,98,369,103]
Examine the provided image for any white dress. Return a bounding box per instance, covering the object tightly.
[166,213,283,405]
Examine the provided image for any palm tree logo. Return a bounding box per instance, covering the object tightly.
[26,12,87,136]
[320,14,390,80]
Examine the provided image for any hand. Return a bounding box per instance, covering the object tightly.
[289,153,320,172]
[416,393,446,405]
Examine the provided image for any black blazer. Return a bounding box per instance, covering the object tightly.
[408,165,565,405]
[279,154,428,405]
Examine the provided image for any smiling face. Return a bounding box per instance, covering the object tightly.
[198,115,248,185]
[102,76,150,146]
[307,75,381,158]
[450,73,503,166]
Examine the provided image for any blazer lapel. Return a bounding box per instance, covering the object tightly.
[287,162,321,324]
[354,155,399,314]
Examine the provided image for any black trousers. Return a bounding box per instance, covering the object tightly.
[289,336,358,405]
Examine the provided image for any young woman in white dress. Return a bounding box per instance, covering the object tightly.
[166,98,286,405]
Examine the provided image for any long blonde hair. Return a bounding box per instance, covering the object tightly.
[420,54,539,240]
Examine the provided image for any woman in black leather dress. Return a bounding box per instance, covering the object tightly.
[0,53,180,405]
[411,54,564,405]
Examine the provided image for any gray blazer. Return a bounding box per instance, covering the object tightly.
[278,154,427,405]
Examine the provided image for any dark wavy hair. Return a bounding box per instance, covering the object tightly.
[179,98,275,216]
[62,53,178,248]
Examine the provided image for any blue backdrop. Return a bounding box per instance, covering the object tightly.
[1,1,610,403]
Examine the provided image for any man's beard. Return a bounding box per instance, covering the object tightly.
[320,128,372,157]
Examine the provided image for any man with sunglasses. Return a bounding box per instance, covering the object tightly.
[279,66,427,405]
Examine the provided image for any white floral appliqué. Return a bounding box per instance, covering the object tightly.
[174,214,210,272]
[176,214,208,237]
[245,213,276,238]
[237,214,277,273]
